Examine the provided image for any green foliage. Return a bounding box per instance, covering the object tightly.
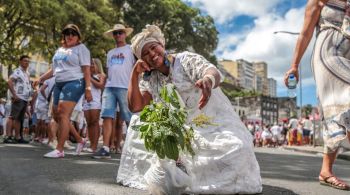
[132,85,195,161]
[119,0,218,64]
[302,104,313,117]
[222,87,261,101]
[0,0,218,68]
[0,74,7,98]
[192,113,218,128]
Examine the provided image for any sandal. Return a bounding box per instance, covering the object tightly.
[319,174,350,191]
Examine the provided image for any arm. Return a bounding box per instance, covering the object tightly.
[8,78,19,102]
[90,74,106,89]
[40,84,48,99]
[284,0,326,86]
[127,60,153,113]
[30,90,38,114]
[195,67,221,109]
[38,68,53,84]
[82,66,92,102]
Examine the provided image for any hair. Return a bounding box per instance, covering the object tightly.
[60,24,82,47]
[306,116,310,120]
[20,55,30,61]
[92,58,104,75]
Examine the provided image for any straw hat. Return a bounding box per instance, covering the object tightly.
[104,24,133,38]
[62,24,82,39]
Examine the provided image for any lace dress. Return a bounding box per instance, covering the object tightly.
[116,51,262,194]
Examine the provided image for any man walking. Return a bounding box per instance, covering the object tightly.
[93,24,135,158]
[4,55,32,143]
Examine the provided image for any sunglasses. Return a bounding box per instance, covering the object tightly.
[63,29,79,37]
[112,31,125,36]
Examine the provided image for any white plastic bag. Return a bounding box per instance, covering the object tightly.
[144,158,191,195]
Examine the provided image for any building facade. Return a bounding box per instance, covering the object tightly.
[268,78,277,97]
[237,59,255,90]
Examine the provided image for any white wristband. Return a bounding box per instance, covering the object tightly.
[204,74,216,89]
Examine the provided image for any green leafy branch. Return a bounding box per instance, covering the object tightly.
[132,85,195,161]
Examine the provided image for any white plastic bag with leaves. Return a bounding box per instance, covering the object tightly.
[144,158,191,195]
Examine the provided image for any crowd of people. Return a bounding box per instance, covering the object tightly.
[247,116,314,148]
[0,23,134,160]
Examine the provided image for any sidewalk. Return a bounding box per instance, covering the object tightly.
[283,145,350,161]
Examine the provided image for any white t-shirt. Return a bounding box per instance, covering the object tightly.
[270,125,281,136]
[52,43,90,82]
[289,118,298,129]
[303,119,313,130]
[83,74,101,105]
[44,77,56,97]
[10,67,32,101]
[74,96,84,112]
[36,77,56,110]
[105,45,135,88]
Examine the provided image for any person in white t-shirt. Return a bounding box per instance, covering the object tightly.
[93,24,135,159]
[83,58,106,152]
[39,24,92,158]
[5,55,33,144]
[302,116,313,145]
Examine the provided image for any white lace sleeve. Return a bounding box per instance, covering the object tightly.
[179,52,217,83]
[139,78,153,94]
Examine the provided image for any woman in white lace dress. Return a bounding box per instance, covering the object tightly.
[117,25,262,194]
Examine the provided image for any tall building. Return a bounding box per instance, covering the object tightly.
[218,59,239,78]
[268,78,277,97]
[253,61,269,96]
[237,59,254,90]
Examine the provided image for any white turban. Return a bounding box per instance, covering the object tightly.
[131,25,165,59]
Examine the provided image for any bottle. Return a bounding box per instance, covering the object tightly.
[287,73,297,98]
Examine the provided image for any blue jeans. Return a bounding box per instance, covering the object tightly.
[101,87,132,122]
[53,79,85,106]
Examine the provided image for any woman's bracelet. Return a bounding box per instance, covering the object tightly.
[204,74,216,89]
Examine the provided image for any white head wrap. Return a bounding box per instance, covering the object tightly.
[131,25,165,59]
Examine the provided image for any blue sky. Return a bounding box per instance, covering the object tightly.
[185,0,317,106]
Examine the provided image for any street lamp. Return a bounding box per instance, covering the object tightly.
[273,31,303,117]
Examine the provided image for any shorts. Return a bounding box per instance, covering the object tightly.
[36,111,49,122]
[31,113,38,126]
[23,118,29,128]
[5,104,11,117]
[10,99,28,121]
[83,101,101,111]
[303,129,311,137]
[53,79,85,106]
[101,87,132,122]
[71,110,83,123]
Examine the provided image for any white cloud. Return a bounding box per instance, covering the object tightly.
[217,7,316,90]
[186,0,281,24]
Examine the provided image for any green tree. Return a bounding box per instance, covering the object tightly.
[114,0,218,64]
[302,104,313,117]
[0,74,7,98]
[0,0,219,70]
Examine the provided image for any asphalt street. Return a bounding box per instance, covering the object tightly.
[0,143,349,195]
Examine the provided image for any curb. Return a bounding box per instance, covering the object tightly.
[282,146,350,161]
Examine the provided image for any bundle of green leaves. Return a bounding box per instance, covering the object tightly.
[132,85,195,161]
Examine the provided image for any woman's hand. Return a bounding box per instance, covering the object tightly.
[195,77,212,109]
[134,59,151,74]
[284,67,299,87]
[85,89,93,102]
